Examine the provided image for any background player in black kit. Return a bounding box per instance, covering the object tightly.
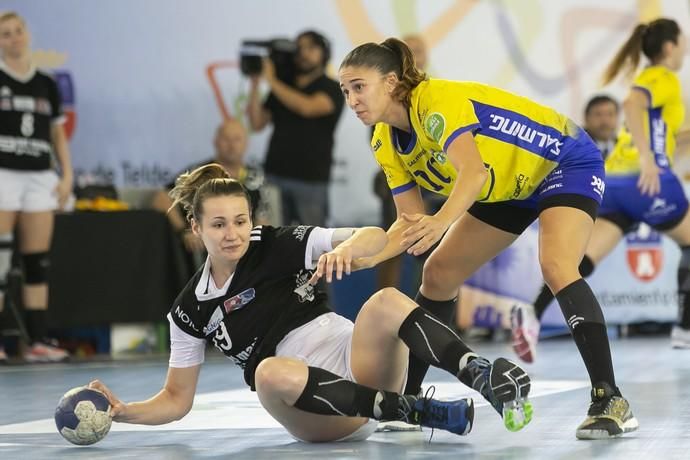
[0,12,72,363]
[89,163,532,442]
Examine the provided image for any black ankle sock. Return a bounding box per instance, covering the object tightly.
[25,309,47,343]
[399,306,474,381]
[293,366,413,421]
[403,293,457,395]
[556,279,615,388]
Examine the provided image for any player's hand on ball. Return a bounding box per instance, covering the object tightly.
[310,245,354,284]
[88,380,126,421]
[401,213,448,256]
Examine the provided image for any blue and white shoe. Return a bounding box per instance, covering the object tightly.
[402,387,474,436]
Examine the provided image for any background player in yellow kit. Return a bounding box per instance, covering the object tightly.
[512,18,690,362]
[339,37,637,439]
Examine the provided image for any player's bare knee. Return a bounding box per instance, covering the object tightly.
[421,257,455,293]
[540,256,576,290]
[361,287,405,321]
[254,358,301,398]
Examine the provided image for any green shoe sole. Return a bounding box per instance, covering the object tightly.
[503,398,533,432]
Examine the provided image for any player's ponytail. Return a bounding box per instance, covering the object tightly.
[340,37,427,106]
[603,18,680,84]
[381,38,427,106]
[169,163,252,222]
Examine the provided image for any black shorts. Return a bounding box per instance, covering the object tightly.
[466,194,600,235]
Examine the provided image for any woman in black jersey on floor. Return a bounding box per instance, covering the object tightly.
[89,163,532,442]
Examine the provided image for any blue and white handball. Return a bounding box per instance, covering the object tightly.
[55,386,112,445]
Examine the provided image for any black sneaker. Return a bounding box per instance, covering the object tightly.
[459,357,533,431]
[576,382,639,439]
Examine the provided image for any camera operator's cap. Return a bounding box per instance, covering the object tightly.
[297,30,331,64]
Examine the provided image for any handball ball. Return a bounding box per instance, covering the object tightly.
[55,386,112,445]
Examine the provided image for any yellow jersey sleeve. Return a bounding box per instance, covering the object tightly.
[371,123,417,195]
[417,85,482,152]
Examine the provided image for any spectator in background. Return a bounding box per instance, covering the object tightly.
[373,34,431,290]
[582,95,620,159]
[0,12,73,363]
[248,30,344,226]
[152,119,265,266]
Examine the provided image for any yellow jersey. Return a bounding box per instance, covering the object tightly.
[606,66,684,176]
[372,79,583,202]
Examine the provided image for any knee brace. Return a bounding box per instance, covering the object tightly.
[555,279,605,330]
[579,255,595,278]
[0,233,12,290]
[22,251,50,285]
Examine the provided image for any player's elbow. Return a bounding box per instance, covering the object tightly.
[172,399,194,421]
[471,166,489,188]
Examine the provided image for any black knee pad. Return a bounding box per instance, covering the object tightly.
[555,279,605,330]
[22,251,50,285]
[578,255,595,278]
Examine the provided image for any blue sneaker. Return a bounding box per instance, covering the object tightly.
[459,357,532,431]
[403,387,474,436]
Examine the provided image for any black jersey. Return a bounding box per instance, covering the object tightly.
[0,64,63,171]
[168,225,331,389]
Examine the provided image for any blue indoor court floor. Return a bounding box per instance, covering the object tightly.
[1,336,688,460]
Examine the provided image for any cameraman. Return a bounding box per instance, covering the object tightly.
[247,30,344,226]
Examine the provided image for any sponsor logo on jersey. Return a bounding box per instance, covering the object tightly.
[0,86,11,97]
[223,288,256,313]
[174,305,199,332]
[373,139,382,152]
[625,224,663,282]
[229,337,258,369]
[512,173,529,198]
[433,150,447,164]
[488,114,563,156]
[292,225,309,241]
[424,113,446,143]
[203,306,224,336]
[590,175,605,197]
[294,270,315,302]
[646,197,678,218]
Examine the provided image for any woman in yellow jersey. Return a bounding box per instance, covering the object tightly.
[339,38,637,439]
[512,19,690,362]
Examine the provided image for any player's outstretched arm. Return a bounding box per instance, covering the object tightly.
[310,227,387,283]
[88,365,201,425]
[352,186,427,270]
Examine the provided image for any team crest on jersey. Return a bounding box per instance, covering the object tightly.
[625,225,663,282]
[294,270,315,302]
[425,113,445,143]
[223,288,256,313]
[203,306,224,336]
